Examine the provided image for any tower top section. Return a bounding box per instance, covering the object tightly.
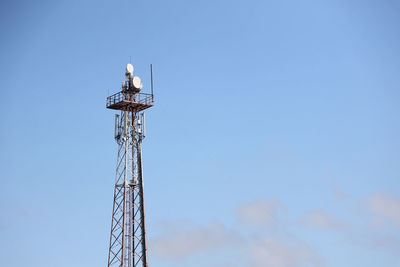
[106,63,154,112]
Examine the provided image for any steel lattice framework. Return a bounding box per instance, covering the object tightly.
[106,64,154,267]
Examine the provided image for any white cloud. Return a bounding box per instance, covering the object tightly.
[332,187,350,200]
[325,189,400,255]
[151,199,322,267]
[235,199,286,228]
[245,237,323,267]
[150,193,400,266]
[151,221,240,261]
[368,192,400,228]
[151,219,323,267]
[300,210,351,231]
[370,235,400,253]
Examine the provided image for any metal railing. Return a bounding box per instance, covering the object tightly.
[107,91,154,107]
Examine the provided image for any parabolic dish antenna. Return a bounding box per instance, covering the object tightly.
[126,63,134,75]
[132,76,143,90]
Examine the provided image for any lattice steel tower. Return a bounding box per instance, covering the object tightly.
[106,63,154,267]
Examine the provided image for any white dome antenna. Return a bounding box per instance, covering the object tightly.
[132,76,143,90]
[126,63,134,77]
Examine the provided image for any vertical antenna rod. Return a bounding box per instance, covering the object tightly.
[150,64,154,101]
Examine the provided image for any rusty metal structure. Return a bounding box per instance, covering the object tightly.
[106,63,154,267]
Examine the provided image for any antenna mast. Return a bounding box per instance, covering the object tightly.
[105,63,154,267]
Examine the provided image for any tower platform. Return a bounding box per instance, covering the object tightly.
[106,91,154,112]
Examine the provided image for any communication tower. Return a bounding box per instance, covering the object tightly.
[106,63,154,267]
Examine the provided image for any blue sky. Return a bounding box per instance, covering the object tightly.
[0,0,399,266]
